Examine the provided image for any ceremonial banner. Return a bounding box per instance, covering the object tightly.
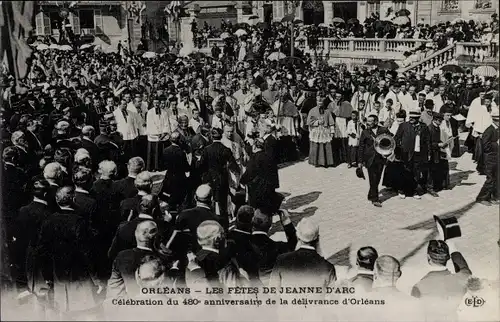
[0,1,35,80]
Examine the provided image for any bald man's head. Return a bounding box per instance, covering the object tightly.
[135,220,158,246]
[136,255,166,288]
[195,184,212,204]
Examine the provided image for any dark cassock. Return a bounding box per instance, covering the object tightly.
[199,130,240,229]
[175,117,197,154]
[36,205,98,315]
[296,91,316,157]
[240,144,281,214]
[161,141,190,210]
[428,114,447,193]
[175,204,221,254]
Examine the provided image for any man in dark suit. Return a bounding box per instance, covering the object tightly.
[428,113,447,195]
[270,217,336,294]
[92,160,122,280]
[11,130,36,178]
[357,114,391,207]
[475,113,499,206]
[107,220,158,299]
[411,238,472,320]
[262,120,280,187]
[190,125,212,203]
[37,186,103,314]
[108,194,168,261]
[78,126,99,164]
[119,171,153,221]
[347,246,378,293]
[394,109,432,198]
[251,209,297,285]
[14,179,52,293]
[114,157,145,201]
[42,162,63,212]
[161,132,190,211]
[227,205,260,282]
[241,138,281,214]
[199,128,240,229]
[73,168,98,228]
[175,184,220,254]
[193,220,228,287]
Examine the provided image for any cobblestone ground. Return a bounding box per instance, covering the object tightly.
[271,148,499,293]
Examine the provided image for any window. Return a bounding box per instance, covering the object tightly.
[367,1,381,17]
[392,0,406,11]
[242,1,253,15]
[76,9,103,35]
[441,0,460,12]
[49,11,60,34]
[474,0,492,10]
[35,12,51,35]
[79,9,94,29]
[273,1,285,19]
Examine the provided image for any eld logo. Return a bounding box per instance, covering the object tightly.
[465,296,485,307]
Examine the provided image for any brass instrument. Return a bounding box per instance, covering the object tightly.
[374,133,396,158]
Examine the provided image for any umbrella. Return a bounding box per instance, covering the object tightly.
[49,44,60,50]
[268,51,286,61]
[189,52,209,60]
[281,14,295,23]
[59,45,73,51]
[293,18,303,24]
[36,44,49,51]
[220,32,231,39]
[318,23,328,28]
[280,56,304,65]
[142,52,156,59]
[441,65,464,73]
[452,18,465,24]
[332,17,345,24]
[393,16,410,26]
[397,9,411,16]
[347,18,359,24]
[234,29,247,36]
[235,23,250,29]
[378,60,399,70]
[473,66,497,77]
[456,55,474,63]
[256,22,266,28]
[80,44,93,50]
[135,50,146,56]
[365,58,382,66]
[248,15,259,20]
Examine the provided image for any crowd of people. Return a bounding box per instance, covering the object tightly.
[193,11,499,51]
[0,13,499,320]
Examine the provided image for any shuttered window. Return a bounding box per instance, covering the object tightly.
[70,12,81,35]
[35,12,51,35]
[94,9,103,34]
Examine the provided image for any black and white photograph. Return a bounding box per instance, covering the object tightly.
[0,0,499,321]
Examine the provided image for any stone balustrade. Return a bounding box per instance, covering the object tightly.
[398,43,457,74]
[456,42,498,62]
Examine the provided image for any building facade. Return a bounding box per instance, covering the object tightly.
[34,1,129,49]
[243,0,498,25]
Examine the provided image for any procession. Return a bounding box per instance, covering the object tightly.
[1,1,499,321]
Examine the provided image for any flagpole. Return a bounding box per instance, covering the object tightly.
[3,2,21,83]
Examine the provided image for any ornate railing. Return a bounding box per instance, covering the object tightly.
[398,43,456,74]
[456,42,498,62]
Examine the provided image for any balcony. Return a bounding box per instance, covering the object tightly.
[38,1,122,5]
[204,37,498,72]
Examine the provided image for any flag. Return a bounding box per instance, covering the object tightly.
[166,1,182,21]
[0,1,35,80]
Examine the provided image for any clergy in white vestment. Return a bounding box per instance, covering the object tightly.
[351,84,371,116]
[113,97,144,160]
[146,97,177,171]
[271,91,300,161]
[177,93,196,119]
[188,108,205,134]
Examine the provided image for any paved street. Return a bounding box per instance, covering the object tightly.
[271,150,499,292]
